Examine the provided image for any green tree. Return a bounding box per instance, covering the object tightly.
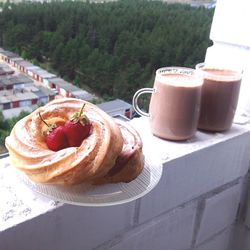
[0,0,214,102]
[0,110,30,149]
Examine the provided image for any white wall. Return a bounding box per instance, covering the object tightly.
[205,0,250,116]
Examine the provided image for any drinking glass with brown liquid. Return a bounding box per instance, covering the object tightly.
[196,63,242,132]
[133,67,203,141]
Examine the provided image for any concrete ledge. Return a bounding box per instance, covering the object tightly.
[1,203,136,250]
[131,118,250,223]
[1,117,250,250]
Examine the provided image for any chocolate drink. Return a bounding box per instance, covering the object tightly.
[149,73,202,141]
[198,69,242,132]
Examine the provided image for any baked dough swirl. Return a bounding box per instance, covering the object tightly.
[5,98,123,185]
[94,119,144,184]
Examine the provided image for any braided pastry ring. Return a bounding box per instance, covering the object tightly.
[5,98,123,185]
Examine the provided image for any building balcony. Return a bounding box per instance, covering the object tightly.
[1,116,250,250]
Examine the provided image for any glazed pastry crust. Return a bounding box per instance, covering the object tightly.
[5,98,123,185]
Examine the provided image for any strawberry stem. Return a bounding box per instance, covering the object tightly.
[79,104,86,117]
[39,112,50,127]
[70,103,86,122]
[39,112,57,133]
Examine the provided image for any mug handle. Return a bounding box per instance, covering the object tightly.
[132,88,154,117]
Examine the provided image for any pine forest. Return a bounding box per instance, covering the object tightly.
[0,0,214,102]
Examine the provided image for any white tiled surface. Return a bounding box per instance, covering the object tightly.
[194,228,232,250]
[109,203,197,250]
[196,183,242,245]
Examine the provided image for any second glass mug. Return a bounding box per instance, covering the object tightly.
[132,67,203,141]
[195,63,242,132]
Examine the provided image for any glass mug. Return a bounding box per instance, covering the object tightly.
[133,67,203,141]
[196,63,242,132]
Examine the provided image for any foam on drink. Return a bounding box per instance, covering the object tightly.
[157,72,202,87]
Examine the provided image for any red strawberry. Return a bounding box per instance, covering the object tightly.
[64,104,92,147]
[39,113,69,151]
[64,121,91,147]
[45,126,69,151]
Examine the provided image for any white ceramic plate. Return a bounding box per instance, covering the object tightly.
[17,159,162,207]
